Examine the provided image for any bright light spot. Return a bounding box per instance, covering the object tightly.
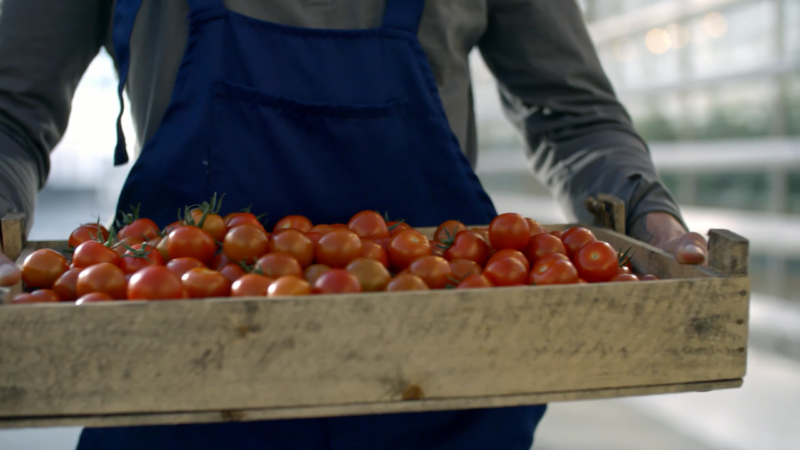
[703,12,728,38]
[645,28,672,54]
[612,38,639,62]
[665,23,690,49]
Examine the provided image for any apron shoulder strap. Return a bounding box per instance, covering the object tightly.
[381,0,425,34]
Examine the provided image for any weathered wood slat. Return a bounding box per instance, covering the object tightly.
[1,213,26,303]
[708,229,749,277]
[0,379,742,429]
[0,276,748,418]
[0,213,25,261]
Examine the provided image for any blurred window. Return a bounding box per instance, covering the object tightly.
[689,1,775,78]
[694,172,770,210]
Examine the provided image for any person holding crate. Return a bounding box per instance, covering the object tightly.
[0,0,708,449]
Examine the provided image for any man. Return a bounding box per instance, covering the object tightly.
[0,1,707,448]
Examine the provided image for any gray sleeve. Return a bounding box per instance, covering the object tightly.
[0,0,113,233]
[477,0,685,231]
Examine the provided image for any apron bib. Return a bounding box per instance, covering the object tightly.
[80,0,546,448]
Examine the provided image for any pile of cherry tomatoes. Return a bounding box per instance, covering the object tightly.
[12,196,657,304]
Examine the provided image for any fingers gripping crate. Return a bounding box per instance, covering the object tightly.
[0,198,750,429]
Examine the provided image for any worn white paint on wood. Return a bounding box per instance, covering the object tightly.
[0,379,742,429]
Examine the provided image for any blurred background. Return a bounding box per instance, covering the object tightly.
[3,0,799,449]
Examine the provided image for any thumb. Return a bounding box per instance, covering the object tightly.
[673,232,708,265]
[0,253,21,286]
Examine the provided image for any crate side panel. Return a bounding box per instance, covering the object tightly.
[0,278,749,417]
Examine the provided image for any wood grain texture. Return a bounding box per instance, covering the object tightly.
[0,379,742,429]
[1,213,25,261]
[597,194,626,235]
[708,229,749,277]
[0,276,748,419]
[1,214,26,304]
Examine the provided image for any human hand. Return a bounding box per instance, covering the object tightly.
[0,252,21,286]
[629,212,707,265]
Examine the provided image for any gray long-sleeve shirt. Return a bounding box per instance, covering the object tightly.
[0,0,683,234]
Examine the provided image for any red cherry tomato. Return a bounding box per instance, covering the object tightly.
[219,263,247,283]
[303,264,332,285]
[52,268,83,301]
[618,265,632,275]
[348,211,389,239]
[388,221,412,236]
[387,230,431,271]
[442,230,489,266]
[223,224,270,264]
[12,293,41,304]
[529,258,579,286]
[345,257,391,292]
[167,226,216,264]
[112,237,146,257]
[574,241,619,283]
[231,274,273,296]
[640,274,660,281]
[273,215,313,233]
[68,224,110,248]
[310,224,334,235]
[434,220,467,242]
[483,257,528,287]
[256,252,303,279]
[119,243,165,274]
[610,273,640,282]
[127,266,184,300]
[305,231,324,246]
[315,229,363,268]
[549,230,563,239]
[373,235,392,251]
[449,259,483,281]
[209,253,230,271]
[525,218,547,236]
[72,240,120,269]
[166,257,206,279]
[360,239,389,268]
[119,218,160,241]
[561,227,597,258]
[268,276,312,297]
[488,213,531,251]
[30,289,60,302]
[534,253,570,267]
[77,262,128,299]
[487,249,530,272]
[21,248,69,289]
[181,267,231,298]
[456,274,494,289]
[407,255,453,289]
[524,233,567,265]
[189,209,227,243]
[386,273,429,291]
[75,292,114,304]
[312,269,362,294]
[270,229,314,268]
[225,212,265,231]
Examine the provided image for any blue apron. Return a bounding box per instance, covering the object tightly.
[79,0,546,448]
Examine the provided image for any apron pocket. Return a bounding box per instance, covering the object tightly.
[209,80,426,224]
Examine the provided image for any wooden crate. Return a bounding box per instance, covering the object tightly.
[0,204,750,429]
